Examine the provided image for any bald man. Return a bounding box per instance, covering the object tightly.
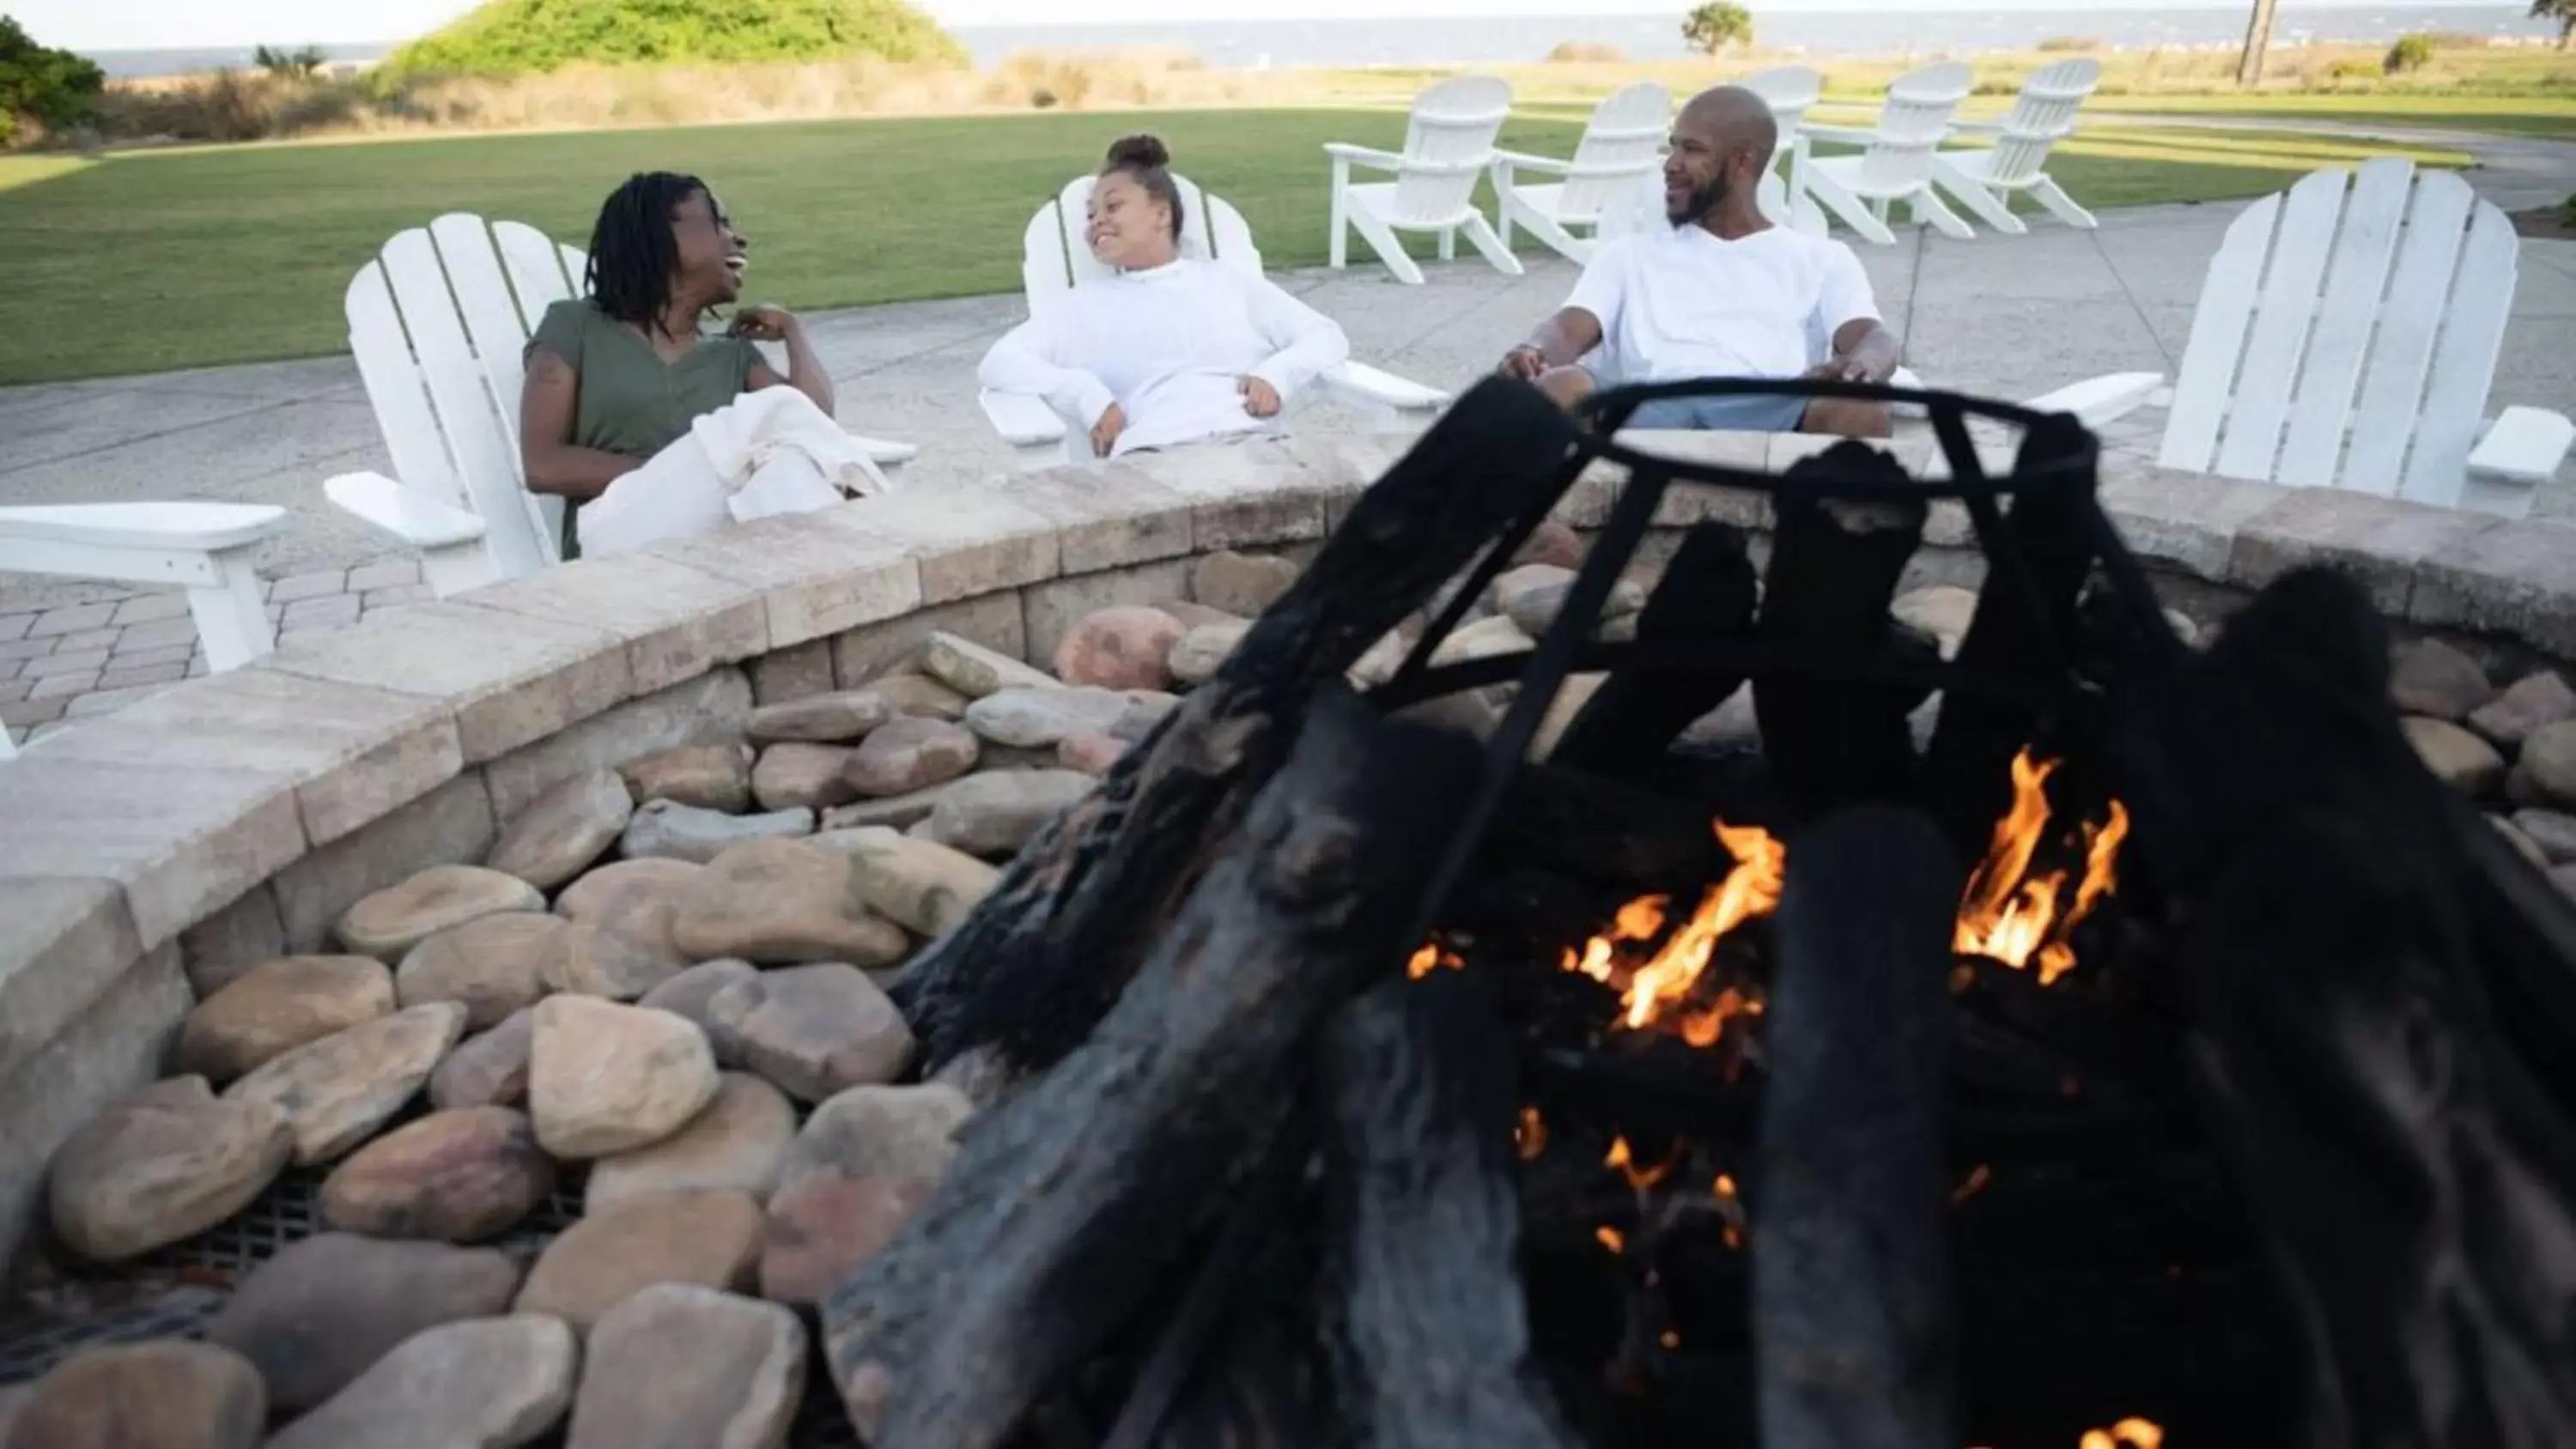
[1499,85,1899,438]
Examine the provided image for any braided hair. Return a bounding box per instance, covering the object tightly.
[585,171,709,338]
[1100,134,1184,241]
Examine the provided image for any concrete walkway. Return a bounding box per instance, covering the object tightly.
[4,195,2573,741]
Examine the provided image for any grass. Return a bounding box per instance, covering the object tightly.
[0,105,2482,384]
[2079,92,2576,139]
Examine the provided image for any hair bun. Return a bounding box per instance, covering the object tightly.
[1105,133,1170,169]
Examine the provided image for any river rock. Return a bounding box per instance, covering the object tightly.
[921,631,1055,698]
[666,839,910,966]
[1491,561,1574,621]
[1111,690,1182,743]
[3,1341,263,1449]
[47,1076,291,1262]
[1190,549,1298,617]
[395,912,559,1028]
[565,1284,805,1449]
[1054,606,1185,691]
[817,783,952,831]
[746,689,893,743]
[337,866,545,962]
[320,1106,556,1241]
[750,742,858,812]
[780,1082,973,1192]
[2389,637,2494,721]
[759,1175,937,1307]
[2494,814,2550,868]
[1512,518,1585,569]
[1501,573,1644,637]
[528,997,720,1159]
[487,770,633,890]
[2511,808,2576,864]
[2402,715,2505,795]
[2515,718,2576,804]
[622,799,815,864]
[1349,629,1410,688]
[619,742,755,813]
[1891,586,1979,659]
[515,1190,764,1331]
[428,1008,537,1110]
[1057,731,1125,775]
[554,858,705,966]
[203,1234,522,1413]
[824,827,999,937]
[1167,621,1246,686]
[963,686,1130,749]
[2470,670,2576,749]
[843,716,980,796]
[586,1073,796,1212]
[225,1003,466,1165]
[636,959,760,1046]
[1430,614,1536,667]
[708,964,914,1103]
[542,918,684,999]
[861,670,970,722]
[175,954,395,1084]
[927,768,1094,856]
[265,1314,577,1449]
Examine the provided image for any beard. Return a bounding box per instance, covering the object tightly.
[1666,170,1728,226]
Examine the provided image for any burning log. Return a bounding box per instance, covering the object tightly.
[1318,970,1576,1447]
[1549,521,1759,784]
[1483,761,1728,894]
[823,688,1485,1449]
[895,379,1579,1074]
[1754,806,1962,1449]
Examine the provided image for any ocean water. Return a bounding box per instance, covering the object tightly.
[82,5,2563,80]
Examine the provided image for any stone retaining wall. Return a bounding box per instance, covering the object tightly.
[8,427,2576,1264]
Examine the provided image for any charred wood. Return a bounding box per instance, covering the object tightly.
[1549,522,1759,783]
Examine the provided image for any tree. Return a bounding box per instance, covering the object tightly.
[383,0,965,78]
[2534,0,2573,49]
[2235,0,2280,85]
[1682,2,1755,56]
[252,44,328,79]
[0,14,106,146]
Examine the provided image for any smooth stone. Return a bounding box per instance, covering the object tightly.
[2509,761,2547,807]
[2470,670,2576,749]
[1166,621,1246,687]
[1348,629,1409,688]
[515,1191,764,1332]
[1512,518,1586,569]
[1054,605,1185,692]
[543,918,686,999]
[428,1007,538,1110]
[2517,718,2576,806]
[396,912,560,1028]
[750,742,858,812]
[1531,671,1607,761]
[859,670,970,722]
[621,799,815,864]
[225,1003,467,1166]
[47,1076,291,1262]
[174,955,395,1085]
[842,716,980,796]
[758,1175,935,1307]
[1058,731,1125,775]
[1892,586,1980,660]
[2402,715,2506,796]
[528,996,720,1160]
[780,1082,973,1192]
[586,1073,797,1212]
[337,866,546,962]
[961,686,1131,749]
[1490,561,1574,615]
[1500,575,1645,638]
[265,1314,577,1449]
[487,770,634,891]
[708,964,914,1103]
[668,839,910,967]
[635,960,761,1049]
[823,827,1000,937]
[554,858,705,966]
[2494,814,2550,870]
[973,742,1060,771]
[3,1342,263,1449]
[1190,549,1297,617]
[1676,686,1761,754]
[618,742,755,813]
[1429,614,1536,668]
[203,1234,522,1414]
[745,690,893,744]
[926,769,1094,857]
[920,631,1055,698]
[1147,598,1241,632]
[320,1106,556,1242]
[564,1284,805,1449]
[817,783,953,832]
[2512,808,2576,864]
[2388,637,2495,722]
[1111,694,1181,747]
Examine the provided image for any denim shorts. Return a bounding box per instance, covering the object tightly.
[1616,390,1810,433]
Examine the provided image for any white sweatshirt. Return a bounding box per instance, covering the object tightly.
[978,259,1352,457]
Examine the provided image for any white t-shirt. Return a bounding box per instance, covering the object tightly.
[977,258,1351,457]
[1566,223,1879,385]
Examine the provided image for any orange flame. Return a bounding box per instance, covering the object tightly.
[1595,1226,1625,1254]
[1605,1136,1677,1193]
[1406,942,1462,979]
[2080,1420,2164,1449]
[1953,749,2129,984]
[1560,821,1783,1037]
[1516,1106,1547,1162]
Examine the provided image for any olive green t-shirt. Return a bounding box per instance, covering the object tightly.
[525,300,761,556]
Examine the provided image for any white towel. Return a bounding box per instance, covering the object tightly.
[578,388,893,556]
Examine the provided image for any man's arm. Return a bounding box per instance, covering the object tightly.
[1809,318,1899,385]
[1500,306,1606,379]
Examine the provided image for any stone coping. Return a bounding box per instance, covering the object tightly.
[6,427,2576,1259]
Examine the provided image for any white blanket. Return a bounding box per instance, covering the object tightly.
[577,387,895,557]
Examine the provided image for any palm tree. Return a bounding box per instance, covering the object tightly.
[1683,2,1755,56]
[2534,0,2573,48]
[2236,0,2280,85]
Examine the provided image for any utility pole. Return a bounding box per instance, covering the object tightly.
[2236,0,2280,86]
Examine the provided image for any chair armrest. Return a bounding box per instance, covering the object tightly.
[1798,124,1883,146]
[853,436,917,467]
[323,472,488,549]
[1947,118,2007,136]
[2468,407,2574,485]
[978,390,1069,448]
[0,501,290,552]
[1491,149,1576,176]
[1321,361,1449,413]
[2020,371,2166,430]
[1323,142,1407,171]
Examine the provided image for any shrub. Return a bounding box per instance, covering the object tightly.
[2036,36,2102,52]
[1681,2,1754,56]
[2384,33,2435,74]
[2323,57,2385,82]
[2562,191,2576,227]
[1546,41,1627,64]
[0,15,106,147]
[253,44,326,79]
[383,0,965,79]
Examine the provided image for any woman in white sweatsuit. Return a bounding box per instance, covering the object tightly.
[978,134,1351,459]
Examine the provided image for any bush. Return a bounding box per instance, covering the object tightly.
[96,68,362,142]
[2036,36,2102,52]
[1546,41,1627,64]
[2563,191,2576,227]
[0,15,106,147]
[2385,33,2435,74]
[1681,2,1754,56]
[253,44,327,79]
[2324,57,2385,82]
[384,0,965,79]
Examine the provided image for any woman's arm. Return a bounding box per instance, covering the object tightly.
[738,306,835,416]
[519,346,641,500]
[978,303,1117,432]
[1239,275,1351,406]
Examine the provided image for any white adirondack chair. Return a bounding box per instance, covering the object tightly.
[1795,62,1978,246]
[1490,81,1672,265]
[1929,58,2103,234]
[0,501,289,758]
[2027,159,2573,517]
[323,214,916,597]
[979,173,1449,468]
[1740,64,1827,234]
[1326,75,1524,285]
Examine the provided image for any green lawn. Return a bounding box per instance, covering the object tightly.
[2081,92,2576,139]
[0,106,2483,384]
